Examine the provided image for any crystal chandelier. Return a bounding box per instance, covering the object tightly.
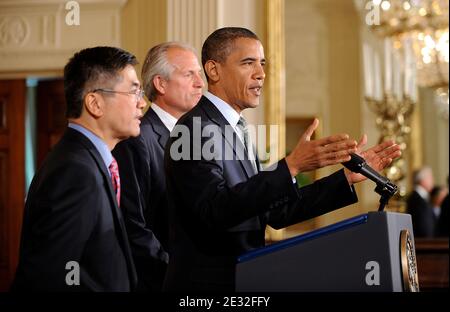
[368,0,449,119]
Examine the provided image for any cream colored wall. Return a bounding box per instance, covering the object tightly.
[0,0,126,78]
[121,0,265,125]
[285,0,328,119]
[166,0,217,57]
[359,27,385,213]
[418,88,449,187]
[285,0,370,229]
[121,0,167,82]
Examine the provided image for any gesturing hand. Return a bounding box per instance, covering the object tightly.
[285,118,358,177]
[344,134,402,185]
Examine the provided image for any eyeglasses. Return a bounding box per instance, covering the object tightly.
[92,88,145,102]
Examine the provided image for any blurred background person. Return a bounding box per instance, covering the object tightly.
[407,166,437,238]
[430,185,447,221]
[436,177,449,237]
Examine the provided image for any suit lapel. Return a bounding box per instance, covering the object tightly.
[72,129,138,289]
[147,108,170,150]
[255,153,261,173]
[200,97,257,178]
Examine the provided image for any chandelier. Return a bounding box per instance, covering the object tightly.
[356,0,449,210]
[368,0,449,118]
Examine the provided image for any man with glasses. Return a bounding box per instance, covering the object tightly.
[12,46,145,291]
[91,88,145,101]
[113,42,204,291]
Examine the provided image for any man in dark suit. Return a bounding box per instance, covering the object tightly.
[113,42,204,291]
[435,176,449,237]
[407,167,437,237]
[163,27,401,292]
[437,192,449,236]
[11,47,145,291]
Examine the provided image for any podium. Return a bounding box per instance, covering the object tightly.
[236,212,419,292]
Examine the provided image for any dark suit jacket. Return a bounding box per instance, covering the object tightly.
[436,194,449,237]
[113,108,169,291]
[11,128,137,291]
[163,96,358,292]
[407,190,436,238]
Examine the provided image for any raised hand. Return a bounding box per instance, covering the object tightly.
[285,118,358,177]
[344,134,402,185]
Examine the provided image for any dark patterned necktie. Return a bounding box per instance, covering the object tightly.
[109,157,121,207]
[236,116,258,174]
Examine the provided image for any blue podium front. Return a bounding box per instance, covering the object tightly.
[236,211,418,292]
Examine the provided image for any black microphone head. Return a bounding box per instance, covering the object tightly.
[342,153,366,173]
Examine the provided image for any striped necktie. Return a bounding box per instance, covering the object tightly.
[109,157,121,207]
[236,116,258,174]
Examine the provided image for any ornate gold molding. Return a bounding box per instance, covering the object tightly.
[264,0,286,159]
[167,0,218,55]
[0,0,126,73]
[400,229,420,292]
[409,103,423,182]
[122,0,166,77]
[264,0,286,242]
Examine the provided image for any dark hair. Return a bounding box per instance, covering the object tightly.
[64,46,138,118]
[201,27,259,81]
[431,186,443,199]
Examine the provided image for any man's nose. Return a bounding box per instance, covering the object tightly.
[194,73,205,88]
[254,64,265,81]
[137,97,146,109]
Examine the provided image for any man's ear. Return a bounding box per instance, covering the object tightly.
[204,60,220,83]
[153,75,167,96]
[84,92,104,118]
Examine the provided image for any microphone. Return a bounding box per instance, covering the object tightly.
[342,153,391,186]
[343,153,398,211]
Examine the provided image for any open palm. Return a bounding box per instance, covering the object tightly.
[345,134,402,185]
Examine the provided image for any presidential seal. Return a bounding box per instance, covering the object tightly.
[400,229,420,292]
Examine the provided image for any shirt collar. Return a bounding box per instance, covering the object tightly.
[204,91,241,127]
[68,123,113,170]
[415,185,430,200]
[151,103,178,132]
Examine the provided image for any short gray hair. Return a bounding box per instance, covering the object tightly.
[141,42,197,102]
[413,166,433,185]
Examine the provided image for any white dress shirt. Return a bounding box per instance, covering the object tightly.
[151,103,178,132]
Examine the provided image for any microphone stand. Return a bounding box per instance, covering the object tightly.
[374,181,398,211]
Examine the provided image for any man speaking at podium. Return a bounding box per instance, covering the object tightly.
[164,27,401,292]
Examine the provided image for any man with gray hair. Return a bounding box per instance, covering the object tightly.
[113,42,204,291]
[407,166,437,237]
